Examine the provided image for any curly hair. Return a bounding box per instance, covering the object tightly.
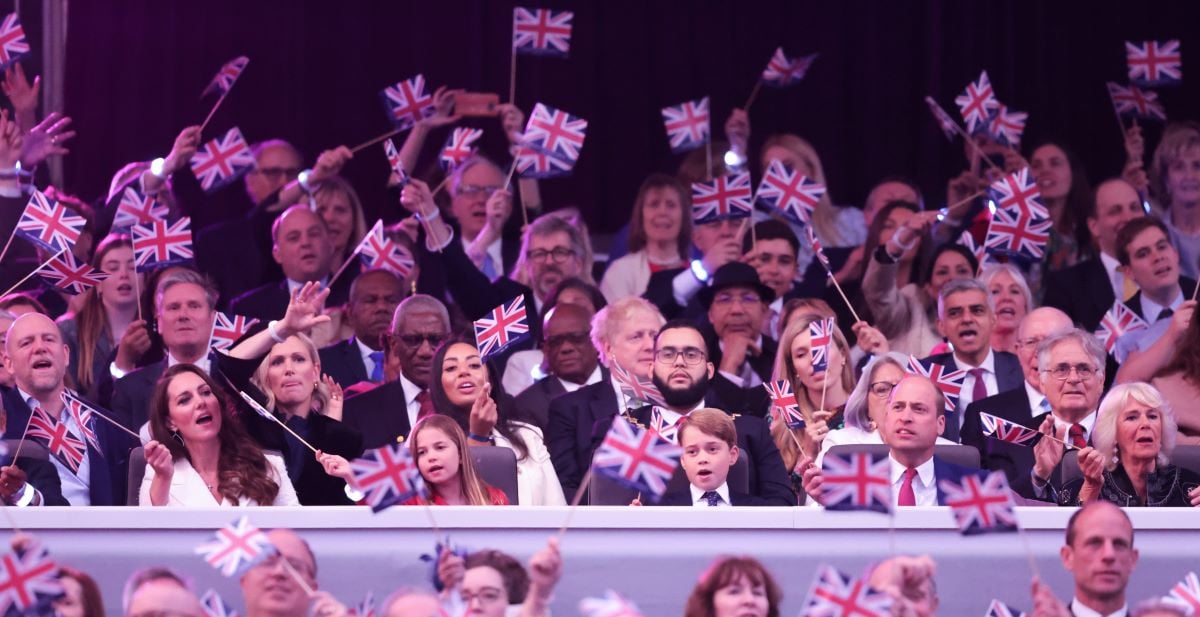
[149,364,280,505]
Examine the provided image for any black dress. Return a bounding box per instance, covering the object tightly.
[1056,462,1200,507]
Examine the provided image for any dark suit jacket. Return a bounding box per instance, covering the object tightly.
[513,373,574,432]
[1042,258,1114,332]
[651,487,771,507]
[626,400,794,506]
[13,452,69,506]
[1123,277,1199,320]
[319,337,372,388]
[110,359,168,431]
[961,386,1036,487]
[343,380,413,450]
[999,411,1094,501]
[229,273,353,324]
[1,387,133,506]
[916,350,1023,442]
[546,379,621,502]
[702,325,778,385]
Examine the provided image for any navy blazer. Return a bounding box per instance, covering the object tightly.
[546,379,621,502]
[1123,277,1199,320]
[343,380,413,450]
[1,387,133,506]
[651,488,771,507]
[961,386,1035,487]
[110,358,168,432]
[1042,258,1114,332]
[513,374,572,432]
[230,272,354,325]
[319,337,372,388]
[916,350,1023,442]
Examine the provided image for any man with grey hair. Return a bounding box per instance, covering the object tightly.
[343,294,451,448]
[917,277,1023,441]
[962,307,1074,485]
[111,267,219,431]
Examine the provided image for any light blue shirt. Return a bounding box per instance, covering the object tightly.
[20,388,91,506]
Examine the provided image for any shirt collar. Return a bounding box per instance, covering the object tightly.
[354,337,380,361]
[689,481,731,506]
[1139,287,1184,322]
[956,347,995,372]
[1052,409,1099,438]
[398,372,423,402]
[656,400,706,426]
[1024,380,1047,412]
[286,276,330,295]
[558,365,603,393]
[888,452,936,488]
[1070,598,1127,617]
[167,351,211,374]
[17,386,64,418]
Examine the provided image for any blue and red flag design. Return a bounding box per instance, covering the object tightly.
[473,296,531,360]
[592,416,683,501]
[661,97,710,154]
[691,173,752,224]
[190,127,255,193]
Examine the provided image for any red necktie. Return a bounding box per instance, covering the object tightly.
[969,367,987,404]
[1068,423,1087,449]
[898,468,918,507]
[415,390,435,421]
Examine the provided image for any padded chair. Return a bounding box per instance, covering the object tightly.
[825,444,981,469]
[1061,445,1200,488]
[128,447,146,505]
[469,446,519,505]
[3,439,49,461]
[588,453,750,506]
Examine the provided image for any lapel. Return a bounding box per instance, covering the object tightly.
[345,338,371,383]
[994,352,1023,393]
[1086,258,1116,311]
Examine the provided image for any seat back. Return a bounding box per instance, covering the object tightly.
[128,446,146,506]
[469,446,519,505]
[825,444,981,469]
[588,453,750,505]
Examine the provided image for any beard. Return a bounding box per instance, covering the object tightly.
[652,370,710,409]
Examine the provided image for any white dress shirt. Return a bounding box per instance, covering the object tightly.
[557,365,603,394]
[889,453,938,507]
[20,389,91,506]
[139,452,299,506]
[717,337,766,388]
[690,481,732,507]
[461,235,504,281]
[398,373,424,431]
[492,422,567,506]
[1099,252,1129,301]
[286,276,330,295]
[955,349,998,427]
[167,351,212,374]
[355,337,382,381]
[819,426,955,467]
[1114,288,1186,362]
[1070,598,1127,617]
[1025,380,1049,418]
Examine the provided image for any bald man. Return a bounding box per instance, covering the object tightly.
[2,313,131,505]
[230,205,353,322]
[512,303,602,430]
[961,307,1075,485]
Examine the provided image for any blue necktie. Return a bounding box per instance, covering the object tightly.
[702,491,721,506]
[369,351,384,382]
[481,253,497,280]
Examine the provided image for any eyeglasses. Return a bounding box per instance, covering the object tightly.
[1042,363,1097,381]
[868,381,898,398]
[255,553,315,579]
[456,184,501,198]
[545,332,589,347]
[655,346,706,365]
[712,291,762,306]
[252,166,301,180]
[1015,336,1044,349]
[526,247,576,263]
[460,588,505,606]
[396,333,448,349]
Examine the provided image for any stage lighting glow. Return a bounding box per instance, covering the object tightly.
[723,150,745,167]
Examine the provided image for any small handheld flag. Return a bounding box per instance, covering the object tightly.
[989,169,1049,220]
[906,356,967,413]
[348,591,375,617]
[113,187,169,228]
[1166,571,1200,614]
[194,516,278,578]
[648,407,680,445]
[1094,302,1149,354]
[35,251,108,295]
[579,590,645,617]
[691,173,753,224]
[925,95,960,142]
[763,379,805,429]
[356,220,415,278]
[380,74,437,131]
[1107,82,1167,121]
[523,103,588,164]
[0,544,63,616]
[202,56,249,98]
[755,160,824,226]
[809,317,835,376]
[0,13,30,72]
[661,97,710,154]
[819,451,892,514]
[190,127,255,193]
[954,70,1000,135]
[473,296,531,360]
[1126,40,1182,87]
[938,470,1018,535]
[200,589,241,617]
[515,144,575,179]
[611,361,665,408]
[16,190,86,254]
[349,443,428,512]
[985,600,1029,617]
[512,7,573,57]
[979,412,1042,447]
[592,416,683,501]
[132,218,194,272]
[986,104,1027,146]
[382,139,410,187]
[27,406,87,473]
[440,127,484,171]
[210,312,260,352]
[801,564,893,617]
[761,48,817,87]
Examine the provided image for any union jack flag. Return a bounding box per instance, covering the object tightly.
[440,127,484,171]
[755,160,825,226]
[238,391,277,422]
[1126,40,1182,86]
[938,470,1018,535]
[473,296,531,360]
[648,408,680,444]
[27,406,87,474]
[356,220,414,278]
[349,443,428,512]
[190,127,255,193]
[924,96,960,142]
[1107,82,1167,121]
[985,600,1029,617]
[133,217,194,271]
[954,70,1001,135]
[958,230,989,265]
[202,55,249,98]
[1167,571,1200,614]
[764,379,805,429]
[200,589,240,617]
[347,591,375,617]
[524,103,588,164]
[906,357,967,413]
[382,139,410,187]
[195,516,278,578]
[809,227,830,270]
[810,317,835,375]
[113,187,169,229]
[0,13,30,71]
[801,564,893,617]
[985,204,1052,261]
[989,169,1049,220]
[579,590,645,617]
[1094,302,1149,354]
[515,143,575,179]
[0,544,63,616]
[661,97,710,154]
[987,103,1027,147]
[209,311,260,352]
[592,416,683,501]
[380,74,436,131]
[980,412,1042,447]
[16,190,86,253]
[820,452,892,514]
[761,48,818,87]
[691,173,752,224]
[35,251,108,295]
[512,7,573,57]
[611,361,665,408]
[62,393,103,453]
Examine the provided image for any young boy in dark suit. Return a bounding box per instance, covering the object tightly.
[654,408,770,507]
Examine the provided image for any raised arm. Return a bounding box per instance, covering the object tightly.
[227,282,331,359]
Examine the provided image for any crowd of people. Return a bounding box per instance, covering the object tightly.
[0,46,1198,614]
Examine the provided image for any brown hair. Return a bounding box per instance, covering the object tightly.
[678,408,737,449]
[464,549,530,604]
[1114,215,1169,266]
[408,414,495,505]
[684,556,782,617]
[1156,308,1200,381]
[60,566,105,617]
[627,173,692,261]
[149,364,280,505]
[779,298,835,333]
[1150,121,1200,208]
[73,233,133,392]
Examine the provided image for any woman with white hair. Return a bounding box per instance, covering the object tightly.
[1057,382,1200,507]
[980,264,1033,354]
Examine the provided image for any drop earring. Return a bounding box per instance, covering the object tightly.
[171,429,184,445]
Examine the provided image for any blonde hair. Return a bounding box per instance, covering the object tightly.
[314,175,369,258]
[1150,122,1200,208]
[770,314,855,469]
[250,333,331,415]
[409,415,493,505]
[760,134,841,244]
[590,296,664,366]
[1092,382,1178,472]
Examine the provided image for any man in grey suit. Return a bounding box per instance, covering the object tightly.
[513,303,602,430]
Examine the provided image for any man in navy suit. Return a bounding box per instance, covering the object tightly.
[2,313,132,505]
[805,374,982,507]
[513,303,603,430]
[919,278,1024,442]
[318,269,404,389]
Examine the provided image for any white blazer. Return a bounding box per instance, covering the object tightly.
[494,422,566,506]
[139,452,300,507]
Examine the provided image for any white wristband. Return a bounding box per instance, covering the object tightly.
[268,320,288,343]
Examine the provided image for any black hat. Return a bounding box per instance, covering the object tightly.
[698,262,776,308]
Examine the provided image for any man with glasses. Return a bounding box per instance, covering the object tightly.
[343,294,451,448]
[622,320,794,505]
[240,528,349,617]
[699,262,776,388]
[318,269,405,389]
[513,303,601,430]
[961,307,1074,484]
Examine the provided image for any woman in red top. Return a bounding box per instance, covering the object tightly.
[407,415,508,506]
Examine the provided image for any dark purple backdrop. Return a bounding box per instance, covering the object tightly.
[26,1,1200,234]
